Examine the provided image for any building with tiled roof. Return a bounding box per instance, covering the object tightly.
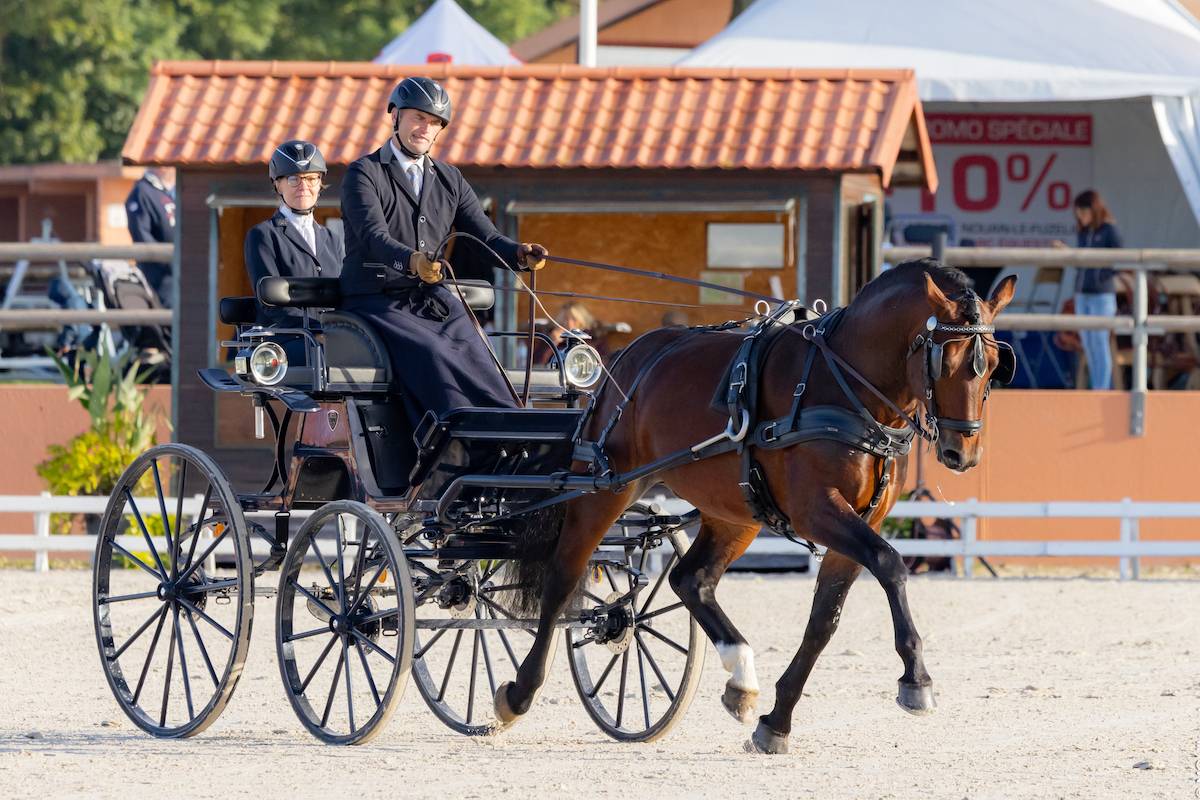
[510,0,734,65]
[121,60,935,473]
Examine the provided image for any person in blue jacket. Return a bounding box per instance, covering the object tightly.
[338,77,548,426]
[124,167,176,307]
[1061,189,1122,389]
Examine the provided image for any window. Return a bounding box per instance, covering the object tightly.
[706,222,786,269]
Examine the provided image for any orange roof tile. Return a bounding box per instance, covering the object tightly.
[122,61,936,191]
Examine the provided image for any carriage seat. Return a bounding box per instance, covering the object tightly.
[220,277,496,393]
[255,276,495,312]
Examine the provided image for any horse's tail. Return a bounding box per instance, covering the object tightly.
[506,502,567,616]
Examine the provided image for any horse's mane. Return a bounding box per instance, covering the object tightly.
[852,258,980,322]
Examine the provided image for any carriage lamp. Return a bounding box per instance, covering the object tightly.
[249,341,288,386]
[563,343,602,390]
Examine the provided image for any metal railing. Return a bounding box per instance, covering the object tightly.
[6,493,1200,579]
[639,494,1200,580]
[890,245,1200,435]
[0,243,174,262]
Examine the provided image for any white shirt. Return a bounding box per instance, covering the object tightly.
[279,203,316,254]
[389,140,425,196]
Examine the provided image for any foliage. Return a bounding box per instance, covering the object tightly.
[0,0,574,163]
[37,348,161,532]
[0,0,181,163]
[879,491,916,539]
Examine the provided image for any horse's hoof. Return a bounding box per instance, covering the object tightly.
[743,719,789,755]
[896,680,936,716]
[492,681,523,729]
[721,684,759,724]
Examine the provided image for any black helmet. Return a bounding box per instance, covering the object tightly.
[387,77,452,127]
[268,140,327,180]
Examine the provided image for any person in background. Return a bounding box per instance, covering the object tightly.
[1055,189,1122,389]
[538,301,598,364]
[125,166,176,307]
[661,309,689,327]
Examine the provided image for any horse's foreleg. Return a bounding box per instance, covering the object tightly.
[810,494,934,714]
[751,551,862,754]
[668,516,762,724]
[493,491,631,728]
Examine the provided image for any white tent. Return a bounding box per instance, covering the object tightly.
[681,0,1200,246]
[374,0,520,66]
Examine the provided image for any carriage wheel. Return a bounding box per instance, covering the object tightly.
[404,530,558,736]
[567,512,704,743]
[93,444,254,738]
[276,501,415,745]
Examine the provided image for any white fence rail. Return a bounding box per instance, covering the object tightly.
[6,494,1200,579]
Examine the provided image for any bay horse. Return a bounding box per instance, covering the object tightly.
[494,258,1016,753]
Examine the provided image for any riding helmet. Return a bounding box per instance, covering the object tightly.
[387,77,452,127]
[268,140,328,180]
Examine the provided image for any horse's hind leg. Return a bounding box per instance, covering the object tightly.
[750,551,862,755]
[493,489,632,728]
[668,515,762,724]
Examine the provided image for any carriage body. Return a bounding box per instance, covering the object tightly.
[92,276,703,744]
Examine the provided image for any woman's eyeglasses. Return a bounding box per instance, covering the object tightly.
[283,174,322,187]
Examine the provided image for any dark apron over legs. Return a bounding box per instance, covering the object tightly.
[343,285,517,427]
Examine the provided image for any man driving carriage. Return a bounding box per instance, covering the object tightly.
[338,77,550,427]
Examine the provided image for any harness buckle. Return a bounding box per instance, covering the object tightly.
[728,362,747,395]
[793,382,806,397]
[762,421,779,443]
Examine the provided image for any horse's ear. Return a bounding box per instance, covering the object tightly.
[923,273,957,317]
[988,274,1018,315]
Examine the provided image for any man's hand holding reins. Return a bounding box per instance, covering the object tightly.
[409,251,446,284]
[518,243,548,271]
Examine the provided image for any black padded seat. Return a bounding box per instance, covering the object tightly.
[321,311,393,391]
[219,296,257,325]
[257,276,495,312]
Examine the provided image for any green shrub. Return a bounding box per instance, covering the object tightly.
[36,348,161,533]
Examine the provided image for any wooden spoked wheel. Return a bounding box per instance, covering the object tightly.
[276,501,415,745]
[566,507,704,743]
[93,444,254,738]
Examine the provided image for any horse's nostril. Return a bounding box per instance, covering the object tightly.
[942,449,962,468]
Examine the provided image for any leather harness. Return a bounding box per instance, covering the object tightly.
[580,292,1013,557]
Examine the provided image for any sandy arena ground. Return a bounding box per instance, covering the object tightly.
[1,568,1198,800]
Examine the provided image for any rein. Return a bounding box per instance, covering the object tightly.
[540,254,786,304]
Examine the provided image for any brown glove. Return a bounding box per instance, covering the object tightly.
[518,243,548,271]
[409,251,444,284]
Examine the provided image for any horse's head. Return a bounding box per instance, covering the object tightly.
[914,271,1018,472]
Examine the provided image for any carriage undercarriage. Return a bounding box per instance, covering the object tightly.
[92,277,705,745]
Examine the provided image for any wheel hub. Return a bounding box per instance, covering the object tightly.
[598,592,635,654]
[436,574,477,619]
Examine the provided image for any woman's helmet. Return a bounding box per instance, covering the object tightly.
[268,140,327,180]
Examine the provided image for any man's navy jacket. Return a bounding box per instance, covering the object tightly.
[338,141,519,296]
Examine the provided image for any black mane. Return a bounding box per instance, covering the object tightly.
[854,258,980,322]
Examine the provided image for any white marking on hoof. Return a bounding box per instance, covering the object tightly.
[716,643,759,692]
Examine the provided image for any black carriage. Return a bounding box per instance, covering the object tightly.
[92,276,703,745]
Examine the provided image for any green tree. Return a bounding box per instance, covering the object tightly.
[0,0,180,163]
[0,0,572,165]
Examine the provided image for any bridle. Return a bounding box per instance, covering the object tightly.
[903,290,1015,440]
